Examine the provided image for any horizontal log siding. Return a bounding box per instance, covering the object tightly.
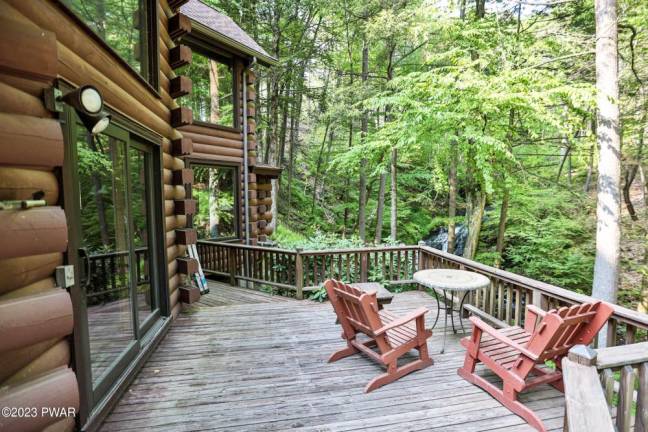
[0,1,186,430]
[0,4,78,431]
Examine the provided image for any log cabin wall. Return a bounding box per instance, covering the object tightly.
[176,28,275,246]
[0,0,191,430]
[0,0,275,430]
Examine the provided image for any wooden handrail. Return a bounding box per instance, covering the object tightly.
[562,345,615,432]
[300,245,419,256]
[563,343,648,432]
[198,239,296,255]
[595,342,648,369]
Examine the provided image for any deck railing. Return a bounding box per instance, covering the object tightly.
[562,343,648,432]
[196,240,648,348]
[86,247,149,304]
[196,240,419,299]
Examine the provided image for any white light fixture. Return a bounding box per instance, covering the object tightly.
[80,87,103,113]
[59,85,111,135]
[91,115,111,135]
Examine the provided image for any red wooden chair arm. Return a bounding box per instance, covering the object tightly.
[374,307,429,336]
[469,316,539,361]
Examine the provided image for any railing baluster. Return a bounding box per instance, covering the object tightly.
[637,362,647,432]
[497,281,504,321]
[617,365,636,432]
[514,289,522,326]
[488,280,495,316]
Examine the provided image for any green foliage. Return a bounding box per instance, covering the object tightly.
[476,186,596,293]
[309,286,328,302]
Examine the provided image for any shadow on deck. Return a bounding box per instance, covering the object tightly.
[99,281,565,431]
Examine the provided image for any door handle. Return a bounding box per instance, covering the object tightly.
[78,247,91,290]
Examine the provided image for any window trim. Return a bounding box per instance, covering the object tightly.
[56,0,160,97]
[179,34,241,131]
[187,160,242,242]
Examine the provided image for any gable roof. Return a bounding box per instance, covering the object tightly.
[180,0,277,66]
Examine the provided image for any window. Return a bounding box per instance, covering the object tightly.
[179,50,235,128]
[192,165,238,240]
[61,0,157,86]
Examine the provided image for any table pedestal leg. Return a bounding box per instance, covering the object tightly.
[458,291,470,334]
[441,289,449,354]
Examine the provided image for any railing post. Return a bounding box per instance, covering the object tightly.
[295,248,304,300]
[562,345,615,432]
[227,246,237,286]
[532,291,548,310]
[417,241,426,271]
[360,251,368,282]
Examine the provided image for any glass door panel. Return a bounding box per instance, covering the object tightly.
[76,130,136,386]
[128,145,157,327]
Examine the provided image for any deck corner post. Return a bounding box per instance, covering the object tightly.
[360,252,368,282]
[295,248,304,300]
[567,344,598,366]
[228,246,237,286]
[417,241,426,271]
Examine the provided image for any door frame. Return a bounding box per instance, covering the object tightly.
[60,85,170,429]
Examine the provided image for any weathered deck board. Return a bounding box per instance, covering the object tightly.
[100,283,565,431]
[191,279,298,307]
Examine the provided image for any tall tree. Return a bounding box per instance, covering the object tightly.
[358,42,369,243]
[591,0,622,341]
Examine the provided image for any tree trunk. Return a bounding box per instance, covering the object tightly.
[495,187,510,267]
[88,135,109,246]
[390,148,398,242]
[374,172,386,244]
[268,179,278,233]
[475,0,486,18]
[592,0,621,346]
[358,42,369,243]
[343,120,352,237]
[584,139,595,193]
[287,74,304,211]
[447,143,458,254]
[311,121,331,212]
[639,236,648,314]
[463,190,486,260]
[208,60,221,237]
[623,166,638,221]
[639,164,647,214]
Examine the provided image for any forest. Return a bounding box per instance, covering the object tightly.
[196,0,647,311]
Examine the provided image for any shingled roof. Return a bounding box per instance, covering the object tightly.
[180,0,277,66]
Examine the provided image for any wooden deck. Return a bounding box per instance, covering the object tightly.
[100,281,566,431]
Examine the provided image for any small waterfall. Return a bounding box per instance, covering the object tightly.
[424,224,468,256]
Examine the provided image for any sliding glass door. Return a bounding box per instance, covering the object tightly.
[64,113,165,420]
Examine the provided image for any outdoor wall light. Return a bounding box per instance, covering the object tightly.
[58,85,111,135]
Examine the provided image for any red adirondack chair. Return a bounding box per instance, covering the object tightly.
[325,279,434,392]
[457,300,614,432]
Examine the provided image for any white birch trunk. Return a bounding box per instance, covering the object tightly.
[592,0,621,347]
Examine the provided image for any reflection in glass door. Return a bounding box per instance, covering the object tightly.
[72,122,160,400]
[128,144,157,330]
[77,129,136,387]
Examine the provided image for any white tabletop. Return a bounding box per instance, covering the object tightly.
[413,269,490,291]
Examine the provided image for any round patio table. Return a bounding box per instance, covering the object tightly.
[413,269,490,354]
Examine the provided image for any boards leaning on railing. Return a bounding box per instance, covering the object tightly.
[195,240,648,348]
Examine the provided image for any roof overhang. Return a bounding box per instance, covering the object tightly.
[189,19,278,67]
[252,165,283,178]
